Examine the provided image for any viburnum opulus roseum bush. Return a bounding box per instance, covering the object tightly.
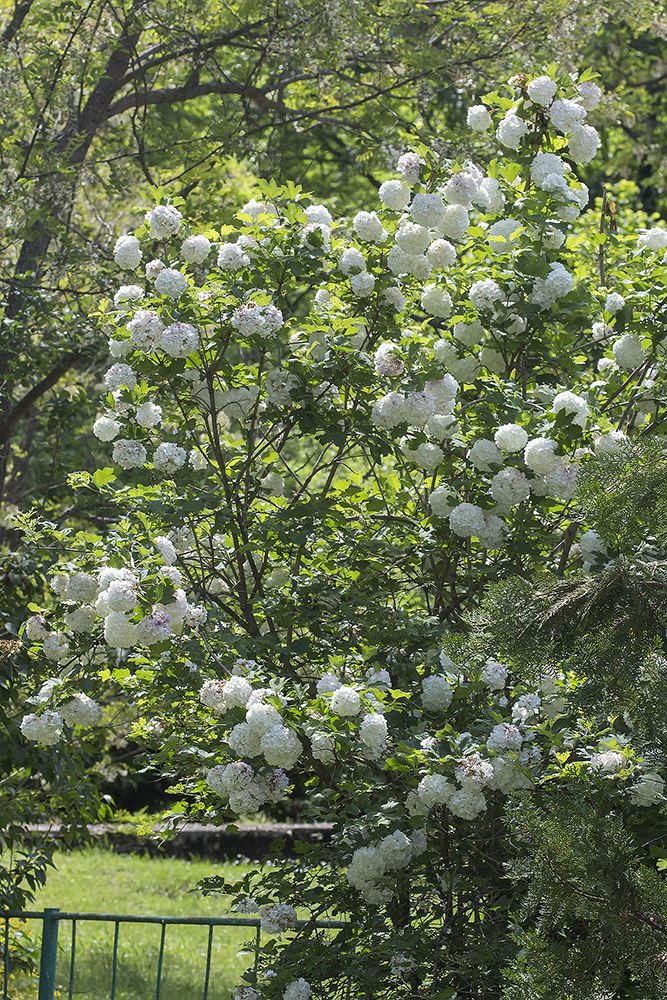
[15,70,667,998]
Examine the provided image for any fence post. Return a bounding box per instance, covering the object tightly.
[38,909,59,1000]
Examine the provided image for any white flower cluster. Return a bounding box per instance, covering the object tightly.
[259,903,298,935]
[231,301,284,339]
[347,829,426,903]
[200,676,252,714]
[206,760,289,813]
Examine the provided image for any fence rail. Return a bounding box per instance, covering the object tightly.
[0,909,350,1000]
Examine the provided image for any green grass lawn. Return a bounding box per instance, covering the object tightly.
[14,849,257,1000]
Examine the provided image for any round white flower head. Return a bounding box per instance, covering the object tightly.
[127,310,165,352]
[305,204,333,226]
[147,204,182,239]
[241,198,277,219]
[443,171,479,210]
[426,238,456,269]
[638,227,667,251]
[395,222,431,256]
[353,211,387,243]
[25,615,49,642]
[593,321,612,343]
[496,112,528,150]
[260,904,298,936]
[21,711,64,746]
[153,442,187,474]
[421,284,452,319]
[155,536,177,564]
[410,192,446,228]
[42,632,70,662]
[379,179,411,211]
[135,401,162,428]
[438,204,470,240]
[578,80,601,110]
[494,423,528,453]
[487,219,522,253]
[449,502,486,539]
[64,572,99,604]
[330,686,361,716]
[161,322,199,358]
[403,391,435,427]
[374,342,404,377]
[145,259,165,281]
[549,98,586,133]
[93,416,121,442]
[526,75,557,106]
[217,243,250,271]
[114,235,142,270]
[104,611,139,648]
[429,484,457,517]
[469,278,502,311]
[154,267,188,299]
[490,467,531,510]
[231,989,258,1000]
[452,319,484,347]
[486,722,522,753]
[402,441,443,470]
[381,287,406,312]
[359,713,388,758]
[455,752,494,789]
[350,272,375,297]
[339,247,366,275]
[530,152,567,189]
[605,291,625,315]
[612,333,646,370]
[317,672,342,695]
[594,429,627,454]
[371,392,408,429]
[283,980,312,1000]
[478,177,505,216]
[422,675,452,711]
[104,363,136,392]
[468,438,502,472]
[467,104,492,131]
[59,693,103,728]
[579,529,607,565]
[567,123,601,164]
[481,658,508,690]
[108,339,132,358]
[181,234,211,264]
[231,302,283,340]
[112,440,147,470]
[524,437,559,475]
[590,749,625,773]
[114,284,144,308]
[397,151,422,185]
[528,262,574,309]
[553,390,590,429]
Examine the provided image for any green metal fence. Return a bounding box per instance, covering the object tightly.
[0,909,349,1000]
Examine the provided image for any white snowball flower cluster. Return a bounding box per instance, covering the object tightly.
[136,401,162,428]
[359,712,388,759]
[259,904,298,935]
[347,830,426,904]
[283,980,312,1000]
[421,675,452,711]
[590,750,625,773]
[494,423,528,452]
[146,204,182,239]
[439,203,471,239]
[511,692,541,724]
[496,112,528,150]
[467,104,492,131]
[330,686,361,716]
[154,267,188,299]
[490,467,531,510]
[114,235,142,270]
[549,98,586,133]
[605,291,625,314]
[231,301,284,339]
[93,416,120,441]
[421,284,452,319]
[443,171,479,210]
[578,80,601,110]
[206,760,289,813]
[579,529,607,568]
[59,693,103,727]
[379,179,411,211]
[410,193,447,228]
[486,722,523,753]
[112,440,147,470]
[181,234,211,264]
[20,710,64,745]
[530,152,567,190]
[468,438,502,472]
[481,658,508,690]
[524,437,559,475]
[226,701,302,771]
[43,632,70,662]
[104,363,136,392]
[114,284,144,308]
[64,572,99,604]
[428,484,457,517]
[553,390,590,429]
[339,247,366,275]
[353,211,387,243]
[469,278,502,311]
[396,151,422,185]
[526,75,557,106]
[127,310,165,351]
[638,227,667,251]
[153,442,187,474]
[528,262,573,308]
[448,503,486,539]
[217,242,250,271]
[612,334,645,370]
[374,342,404,376]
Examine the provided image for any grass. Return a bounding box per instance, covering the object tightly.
[11,849,257,1000]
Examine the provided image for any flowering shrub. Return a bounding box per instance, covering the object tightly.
[14,70,667,997]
